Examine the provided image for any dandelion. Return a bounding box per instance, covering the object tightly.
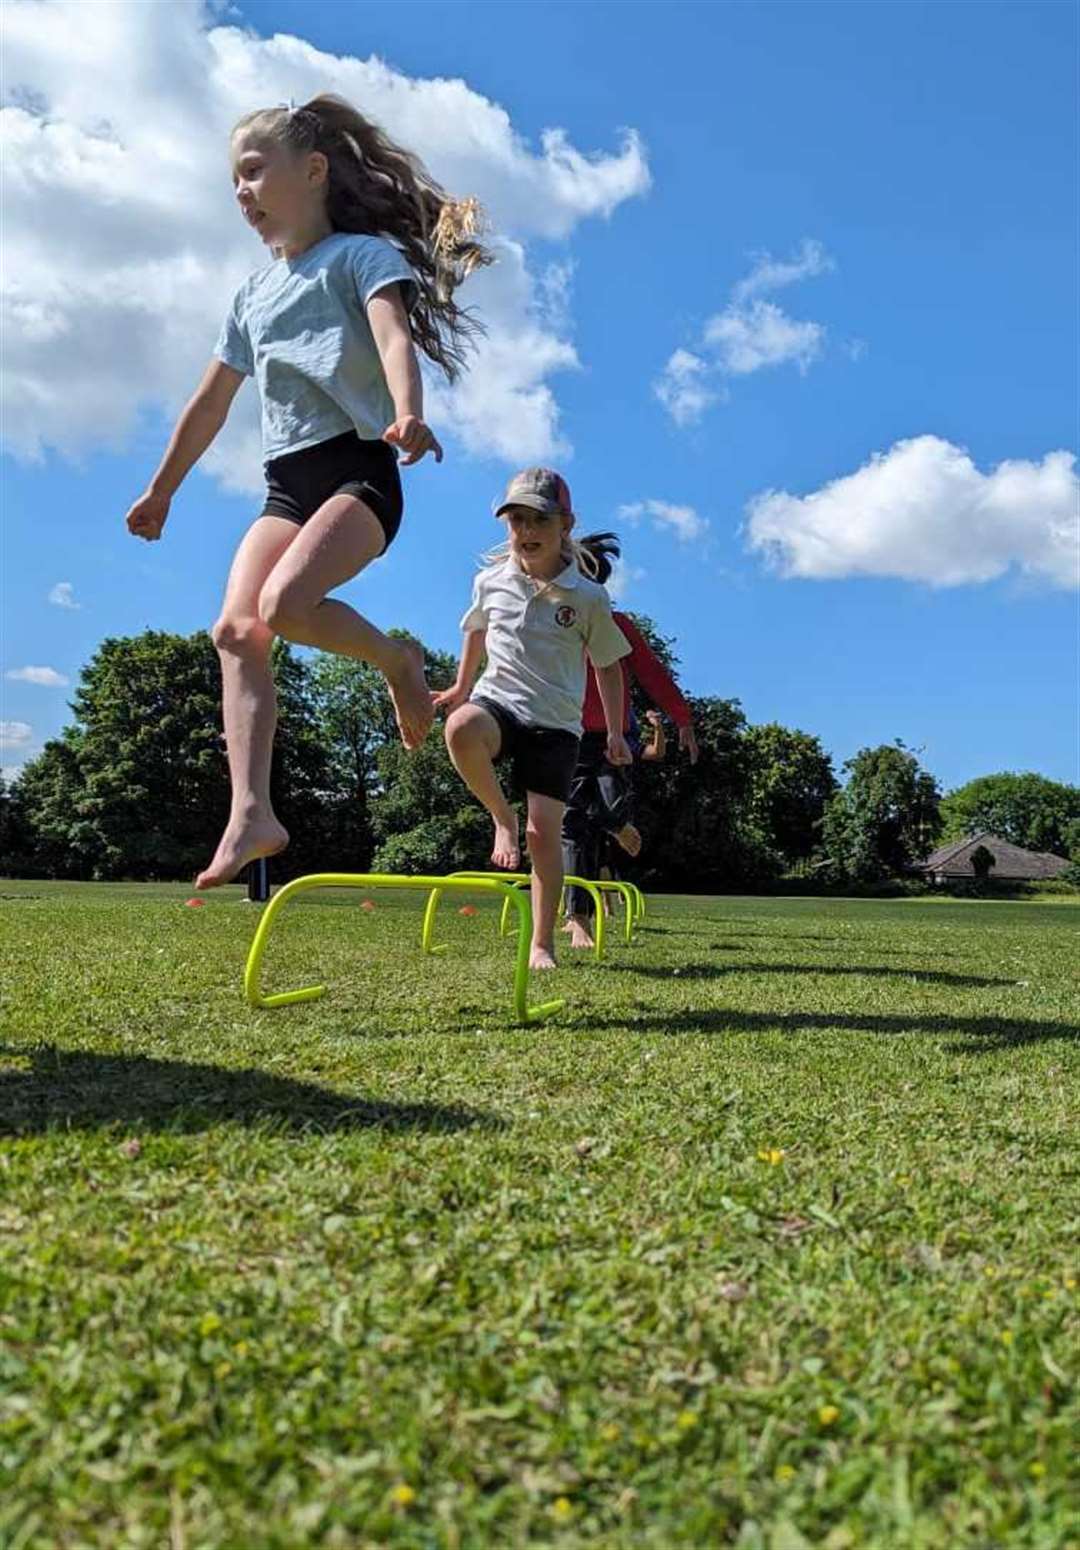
[234,1340,250,1358]
[1029,1462,1046,1478]
[676,1409,698,1430]
[775,1464,796,1483]
[818,1404,840,1426]
[199,1312,222,1337]
[1000,1330,1014,1346]
[757,1148,785,1166]
[551,1497,574,1521]
[390,1484,416,1508]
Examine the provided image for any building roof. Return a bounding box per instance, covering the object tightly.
[919,831,1070,880]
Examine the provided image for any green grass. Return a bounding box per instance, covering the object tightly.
[1,881,1077,1549]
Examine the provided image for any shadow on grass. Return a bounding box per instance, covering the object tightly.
[0,1046,504,1138]
[604,961,1015,990]
[576,1008,1078,1051]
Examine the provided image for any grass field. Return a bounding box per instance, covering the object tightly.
[1,881,1077,1549]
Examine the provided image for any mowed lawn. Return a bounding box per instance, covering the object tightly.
[1,882,1077,1549]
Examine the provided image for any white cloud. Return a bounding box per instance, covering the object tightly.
[619,499,709,543]
[47,581,80,609]
[656,238,835,425]
[607,558,647,602]
[5,665,69,686]
[0,0,650,482]
[652,348,721,428]
[744,436,1078,589]
[704,300,824,376]
[730,237,834,304]
[0,721,33,748]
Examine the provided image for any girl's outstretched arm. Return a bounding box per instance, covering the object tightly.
[126,359,245,541]
[432,628,486,715]
[368,284,443,467]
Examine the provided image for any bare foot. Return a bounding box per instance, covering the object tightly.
[612,822,642,857]
[568,919,595,950]
[491,812,520,870]
[385,639,433,751]
[530,944,557,971]
[195,816,288,890]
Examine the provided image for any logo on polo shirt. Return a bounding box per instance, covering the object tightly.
[554,604,577,628]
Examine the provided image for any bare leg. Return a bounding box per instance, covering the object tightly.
[258,493,433,750]
[196,516,298,889]
[566,914,595,950]
[526,792,565,970]
[444,704,519,868]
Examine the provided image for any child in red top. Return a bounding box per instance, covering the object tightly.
[563,534,699,949]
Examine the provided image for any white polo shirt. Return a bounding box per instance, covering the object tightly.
[462,556,631,735]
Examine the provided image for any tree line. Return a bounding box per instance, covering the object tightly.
[2,621,1078,889]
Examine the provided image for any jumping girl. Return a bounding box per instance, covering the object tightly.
[124,94,491,888]
[433,469,632,970]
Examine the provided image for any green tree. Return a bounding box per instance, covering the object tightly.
[632,695,773,889]
[4,736,94,877]
[742,723,838,866]
[940,773,1080,857]
[10,631,337,880]
[822,741,942,883]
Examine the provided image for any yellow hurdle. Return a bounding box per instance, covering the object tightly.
[425,870,608,960]
[244,873,565,1025]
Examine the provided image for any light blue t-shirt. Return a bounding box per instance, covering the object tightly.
[214,231,418,463]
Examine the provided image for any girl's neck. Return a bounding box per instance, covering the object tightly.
[279,215,335,261]
[517,549,567,584]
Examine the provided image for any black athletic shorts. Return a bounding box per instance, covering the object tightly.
[472,695,580,805]
[261,430,403,552]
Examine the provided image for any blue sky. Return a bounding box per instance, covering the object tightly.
[2,0,1077,794]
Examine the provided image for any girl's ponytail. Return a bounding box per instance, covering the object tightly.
[573,531,621,585]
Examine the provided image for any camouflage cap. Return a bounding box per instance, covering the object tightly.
[494,467,573,519]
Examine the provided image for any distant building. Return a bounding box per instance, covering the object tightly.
[918,831,1070,884]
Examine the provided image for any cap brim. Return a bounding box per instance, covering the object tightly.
[494,494,565,519]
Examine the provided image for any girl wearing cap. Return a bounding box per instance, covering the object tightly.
[124,93,490,889]
[433,469,632,970]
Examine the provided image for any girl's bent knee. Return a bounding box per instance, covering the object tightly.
[212,614,270,655]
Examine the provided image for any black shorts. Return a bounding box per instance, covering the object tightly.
[472,696,580,805]
[261,430,403,553]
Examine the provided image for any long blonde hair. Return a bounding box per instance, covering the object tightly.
[233,94,493,382]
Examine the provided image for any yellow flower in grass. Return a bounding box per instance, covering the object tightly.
[818,1404,840,1427]
[390,1484,416,1508]
[775,1464,796,1483]
[551,1497,574,1522]
[1000,1330,1014,1346]
[757,1148,785,1166]
[199,1312,222,1337]
[676,1409,699,1431]
[1028,1462,1046,1478]
[599,1422,621,1443]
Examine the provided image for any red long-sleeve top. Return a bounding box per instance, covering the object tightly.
[582,611,692,734]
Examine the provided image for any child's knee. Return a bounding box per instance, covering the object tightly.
[212,613,270,656]
[526,812,562,857]
[257,578,300,636]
